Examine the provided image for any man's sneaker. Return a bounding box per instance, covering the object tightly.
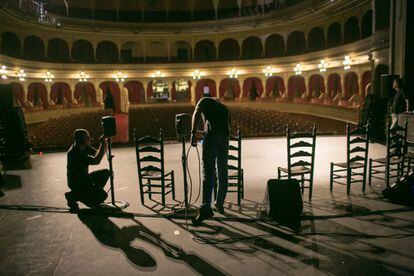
[65,192,79,213]
[192,206,214,227]
[214,204,225,214]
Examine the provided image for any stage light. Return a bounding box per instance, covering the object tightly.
[263,66,274,77]
[227,68,239,79]
[17,69,26,82]
[343,56,351,70]
[114,71,127,82]
[318,60,328,72]
[44,71,54,82]
[1,65,7,80]
[294,64,302,75]
[78,71,90,82]
[192,69,204,80]
[151,70,165,78]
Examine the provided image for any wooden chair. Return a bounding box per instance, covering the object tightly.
[404,140,414,174]
[277,124,317,201]
[227,127,244,205]
[134,128,175,206]
[369,119,407,187]
[330,122,370,195]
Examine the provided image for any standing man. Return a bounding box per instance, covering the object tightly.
[65,129,110,212]
[190,97,231,226]
[391,78,409,129]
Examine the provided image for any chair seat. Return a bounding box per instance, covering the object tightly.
[279,166,311,175]
[333,161,365,169]
[228,170,243,178]
[406,152,414,159]
[142,170,172,180]
[372,157,403,165]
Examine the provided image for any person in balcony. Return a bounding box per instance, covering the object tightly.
[190,95,231,226]
[65,129,110,212]
[391,78,409,129]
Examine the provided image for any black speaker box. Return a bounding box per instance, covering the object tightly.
[0,84,14,110]
[380,74,398,98]
[266,179,303,221]
[383,173,414,207]
[175,113,192,138]
[101,116,117,137]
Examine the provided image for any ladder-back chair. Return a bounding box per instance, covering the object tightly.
[134,129,175,206]
[330,122,370,194]
[277,124,317,201]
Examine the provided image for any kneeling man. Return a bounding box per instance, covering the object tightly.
[65,129,110,211]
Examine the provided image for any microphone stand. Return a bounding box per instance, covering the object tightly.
[101,137,129,210]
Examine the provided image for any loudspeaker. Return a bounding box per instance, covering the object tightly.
[0,84,14,110]
[175,113,192,138]
[383,173,414,207]
[381,74,398,98]
[101,116,117,137]
[0,106,31,169]
[266,179,303,221]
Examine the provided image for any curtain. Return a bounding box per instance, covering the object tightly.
[361,71,371,98]
[288,76,305,100]
[308,75,325,97]
[265,76,285,98]
[171,81,177,101]
[146,81,153,99]
[11,82,25,107]
[328,73,342,97]
[344,72,359,99]
[28,83,48,109]
[195,79,216,102]
[50,82,72,105]
[125,81,144,104]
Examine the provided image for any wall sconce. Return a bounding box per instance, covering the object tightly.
[263,66,273,77]
[114,71,127,82]
[44,71,54,82]
[78,71,90,82]
[17,69,26,81]
[151,70,165,78]
[343,56,351,70]
[294,64,302,75]
[318,60,328,72]
[1,65,8,80]
[227,68,239,79]
[192,69,204,80]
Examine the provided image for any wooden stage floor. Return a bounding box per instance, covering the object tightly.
[1,136,413,275]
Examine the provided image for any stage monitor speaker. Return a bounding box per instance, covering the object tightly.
[101,116,117,137]
[383,173,414,207]
[175,113,192,138]
[380,74,399,98]
[266,179,303,222]
[0,84,14,110]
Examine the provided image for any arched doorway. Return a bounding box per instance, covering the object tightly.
[344,17,360,43]
[124,81,145,104]
[99,82,121,113]
[74,82,96,106]
[242,77,263,100]
[72,40,94,63]
[23,35,45,61]
[288,76,306,100]
[96,41,119,63]
[50,82,72,106]
[218,39,240,60]
[361,10,373,38]
[195,79,216,102]
[344,72,359,98]
[327,22,342,48]
[1,32,21,58]
[194,40,216,62]
[27,82,48,109]
[328,73,342,97]
[265,34,285,57]
[242,36,263,59]
[287,31,306,55]
[308,74,326,98]
[307,27,325,52]
[265,76,286,99]
[47,38,70,62]
[219,78,241,101]
[10,82,25,107]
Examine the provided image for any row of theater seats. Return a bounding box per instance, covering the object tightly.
[274,92,362,108]
[28,110,112,150]
[128,104,344,141]
[23,100,102,112]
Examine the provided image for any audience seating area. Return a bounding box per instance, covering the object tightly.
[28,110,112,151]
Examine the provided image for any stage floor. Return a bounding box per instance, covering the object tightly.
[1,136,413,275]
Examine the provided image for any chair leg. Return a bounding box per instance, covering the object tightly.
[171,171,176,201]
[148,180,152,200]
[329,163,333,192]
[241,171,245,199]
[237,177,241,206]
[300,174,305,195]
[368,159,372,186]
[139,180,145,206]
[309,175,313,201]
[386,164,390,187]
[277,167,281,179]
[346,168,351,195]
[161,180,165,206]
[362,165,367,193]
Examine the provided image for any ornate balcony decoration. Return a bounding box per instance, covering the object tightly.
[263,66,274,77]
[343,56,351,70]
[318,60,328,72]
[114,71,127,82]
[294,64,302,75]
[78,71,90,82]
[1,65,8,80]
[192,69,204,80]
[44,71,54,82]
[17,69,26,81]
[227,68,239,79]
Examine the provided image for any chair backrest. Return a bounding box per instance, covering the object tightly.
[386,118,408,162]
[134,128,165,180]
[228,127,242,175]
[286,124,317,176]
[346,122,370,166]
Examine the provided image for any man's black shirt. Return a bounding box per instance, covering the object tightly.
[195,97,230,136]
[67,144,97,189]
